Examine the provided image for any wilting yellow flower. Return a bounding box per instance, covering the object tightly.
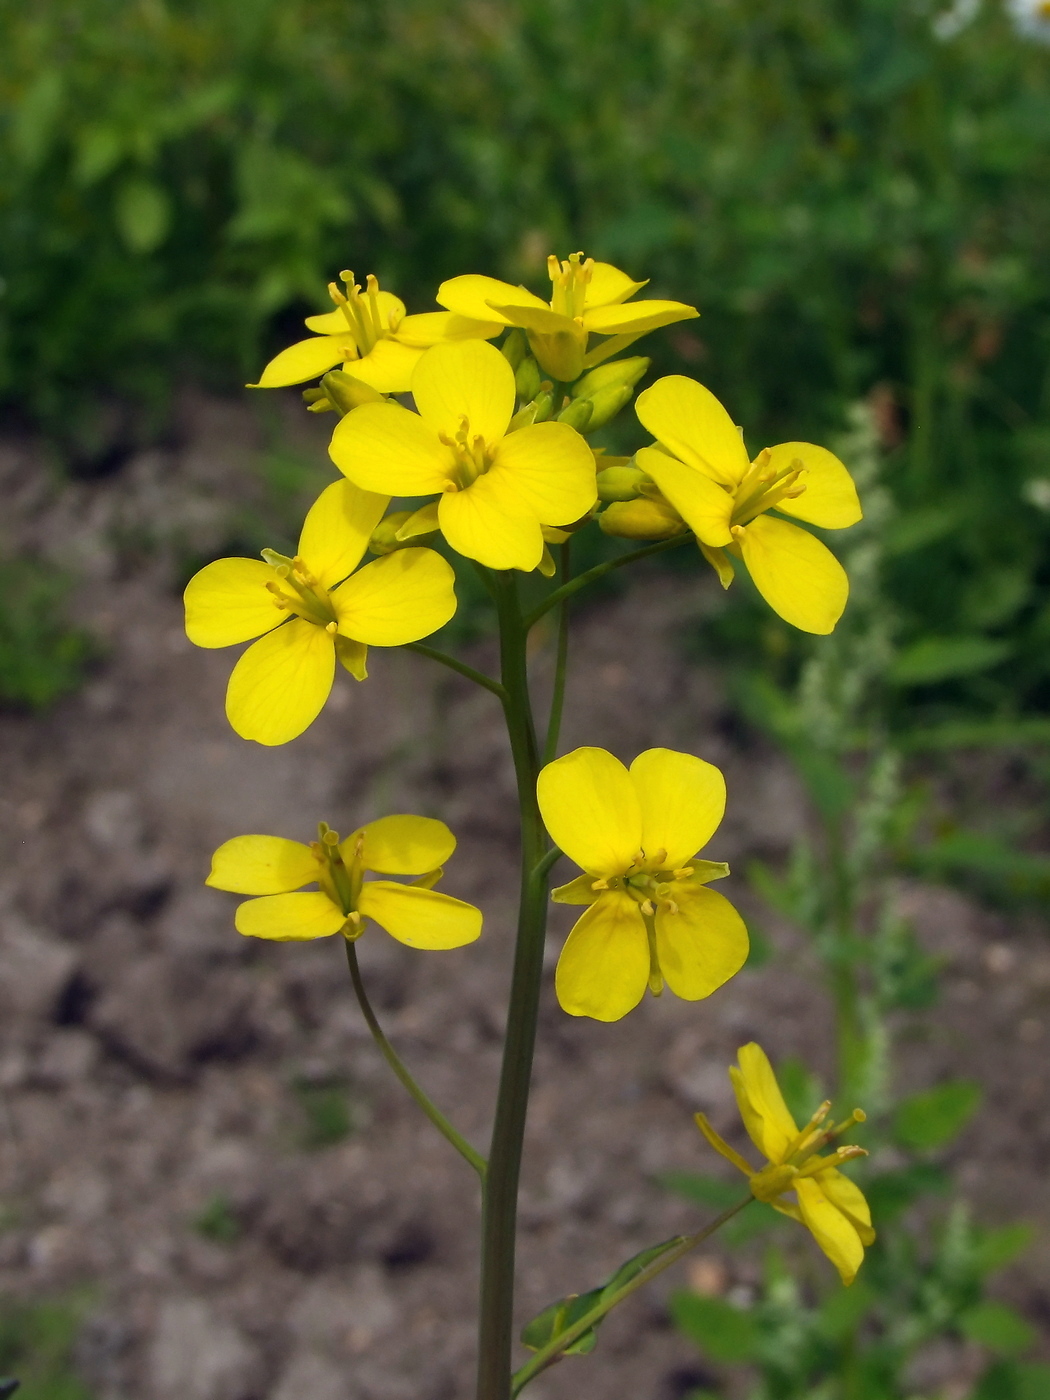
[329,339,596,573]
[697,1043,875,1285]
[537,747,748,1022]
[249,271,502,394]
[634,377,862,634]
[184,479,456,745]
[437,252,698,381]
[207,816,482,949]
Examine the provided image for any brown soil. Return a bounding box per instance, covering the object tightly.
[0,395,1047,1400]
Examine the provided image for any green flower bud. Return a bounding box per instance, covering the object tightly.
[556,397,594,432]
[302,387,336,414]
[532,389,554,423]
[598,498,689,541]
[596,464,650,502]
[368,511,417,555]
[571,356,650,399]
[582,382,632,431]
[501,329,529,371]
[321,370,385,416]
[515,356,543,402]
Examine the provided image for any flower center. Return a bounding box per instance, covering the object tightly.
[547,251,594,320]
[730,448,807,527]
[261,550,339,631]
[311,822,366,936]
[439,415,498,491]
[327,271,400,355]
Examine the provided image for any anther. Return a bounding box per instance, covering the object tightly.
[640,898,655,916]
[325,621,338,634]
[591,878,609,891]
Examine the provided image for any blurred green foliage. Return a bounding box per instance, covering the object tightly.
[0,560,93,711]
[0,1298,90,1400]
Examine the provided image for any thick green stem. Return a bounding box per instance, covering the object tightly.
[476,572,550,1400]
[525,533,691,629]
[542,541,571,765]
[344,941,487,1178]
[510,1196,753,1394]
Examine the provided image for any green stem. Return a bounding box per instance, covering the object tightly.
[476,571,550,1400]
[344,941,487,1178]
[542,540,571,765]
[525,534,691,629]
[510,1197,753,1394]
[405,642,507,700]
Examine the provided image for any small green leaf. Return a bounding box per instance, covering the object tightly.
[817,1281,874,1340]
[960,1303,1035,1356]
[114,177,171,253]
[893,1080,982,1150]
[889,636,1010,687]
[973,1360,1050,1400]
[670,1291,760,1363]
[973,1224,1034,1275]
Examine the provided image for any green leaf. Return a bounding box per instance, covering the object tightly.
[959,1303,1035,1356]
[114,177,171,253]
[973,1224,1034,1275]
[889,636,1011,687]
[669,1291,760,1363]
[864,1163,948,1220]
[520,1237,683,1358]
[817,1281,874,1340]
[972,1360,1050,1400]
[893,1080,982,1150]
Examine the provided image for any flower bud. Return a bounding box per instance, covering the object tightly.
[531,389,554,423]
[596,464,650,502]
[321,370,385,416]
[302,386,335,413]
[556,397,594,432]
[571,356,650,399]
[501,329,529,371]
[368,511,416,555]
[515,356,543,402]
[599,498,689,541]
[581,382,632,430]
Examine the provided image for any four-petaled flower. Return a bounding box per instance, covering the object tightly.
[537,746,749,1022]
[207,815,482,949]
[697,1043,875,1285]
[634,376,862,634]
[250,271,502,394]
[184,479,456,745]
[329,339,597,573]
[437,252,698,382]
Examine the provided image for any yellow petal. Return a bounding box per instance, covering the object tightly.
[537,747,642,876]
[655,886,749,1001]
[336,636,368,678]
[794,1178,866,1285]
[225,618,335,745]
[734,1043,799,1161]
[817,1169,876,1246]
[551,873,601,905]
[329,401,448,495]
[358,881,482,948]
[492,303,576,336]
[629,748,727,869]
[395,311,503,347]
[303,308,353,334]
[554,891,649,1021]
[438,476,544,572]
[411,340,515,445]
[297,479,389,589]
[344,338,423,393]
[584,262,647,308]
[207,835,319,894]
[436,274,550,324]
[636,447,734,547]
[584,299,698,336]
[735,514,848,635]
[331,548,456,645]
[699,541,735,588]
[489,421,597,527]
[250,336,350,388]
[235,891,347,941]
[695,1112,755,1177]
[303,290,406,335]
[351,814,456,875]
[763,442,863,530]
[635,376,750,488]
[184,558,283,648]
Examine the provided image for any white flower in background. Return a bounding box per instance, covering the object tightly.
[1008,0,1050,40]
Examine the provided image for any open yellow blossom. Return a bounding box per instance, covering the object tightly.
[437,252,698,382]
[537,747,748,1022]
[697,1043,875,1285]
[634,376,863,634]
[184,479,456,745]
[207,816,482,949]
[329,339,597,573]
[249,270,503,393]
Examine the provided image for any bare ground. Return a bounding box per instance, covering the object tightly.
[0,394,1047,1400]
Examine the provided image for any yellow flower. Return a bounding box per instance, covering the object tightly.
[696,1043,875,1285]
[537,747,749,1022]
[437,252,698,382]
[249,271,503,394]
[634,376,863,634]
[328,339,597,573]
[206,816,482,949]
[184,479,456,745]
